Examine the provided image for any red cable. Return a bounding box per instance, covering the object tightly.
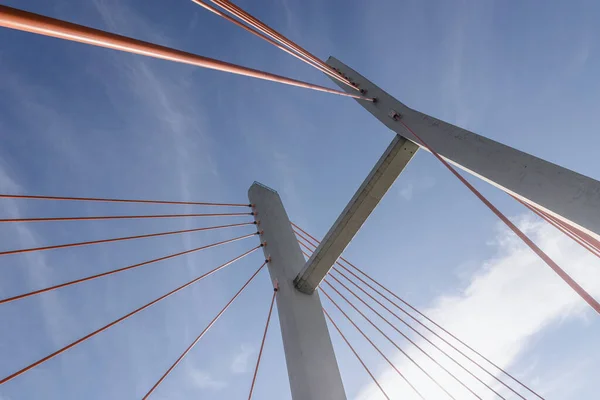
[211,0,332,74]
[293,224,543,400]
[324,276,469,400]
[247,285,278,400]
[142,260,269,399]
[209,0,353,89]
[321,289,425,400]
[303,234,481,399]
[0,233,259,305]
[0,221,255,256]
[544,212,600,252]
[394,117,600,314]
[0,193,250,207]
[322,308,391,400]
[0,211,252,223]
[332,266,506,399]
[0,6,372,102]
[0,246,261,385]
[523,201,600,256]
[290,222,322,247]
[191,0,357,92]
[544,213,600,251]
[515,196,600,257]
[307,253,457,399]
[514,200,600,252]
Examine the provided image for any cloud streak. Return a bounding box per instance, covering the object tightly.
[187,368,227,391]
[230,344,255,375]
[397,176,436,202]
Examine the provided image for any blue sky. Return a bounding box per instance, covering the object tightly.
[1,0,599,399]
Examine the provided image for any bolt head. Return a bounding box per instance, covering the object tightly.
[388,109,401,121]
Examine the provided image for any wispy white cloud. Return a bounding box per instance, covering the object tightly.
[187,368,227,391]
[230,344,255,374]
[398,183,414,202]
[397,176,435,202]
[355,214,600,399]
[565,32,592,77]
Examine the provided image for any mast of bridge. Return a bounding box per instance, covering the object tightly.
[249,183,347,400]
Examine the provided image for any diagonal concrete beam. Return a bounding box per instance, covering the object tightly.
[326,56,600,241]
[294,135,418,294]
